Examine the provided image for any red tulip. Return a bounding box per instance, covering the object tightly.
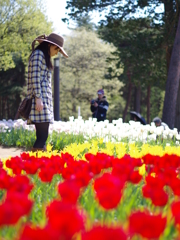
[94,173,124,210]
[95,152,113,169]
[168,154,180,168]
[8,175,33,194]
[84,153,95,162]
[145,164,155,174]
[61,152,75,166]
[81,225,127,240]
[0,160,3,169]
[49,155,65,174]
[6,156,23,175]
[21,152,31,159]
[142,154,158,165]
[62,160,93,187]
[129,210,166,239]
[142,184,168,207]
[158,168,177,185]
[150,188,168,207]
[38,167,55,182]
[0,168,11,189]
[129,170,142,184]
[171,201,180,225]
[46,200,85,239]
[73,169,93,188]
[131,157,143,167]
[85,153,113,174]
[20,152,40,174]
[169,178,180,196]
[145,175,165,189]
[0,192,33,226]
[112,163,133,182]
[19,224,60,240]
[85,153,103,175]
[158,154,180,169]
[62,166,75,180]
[57,180,80,204]
[23,156,40,175]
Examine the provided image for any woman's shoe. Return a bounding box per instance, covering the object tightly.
[31,147,44,152]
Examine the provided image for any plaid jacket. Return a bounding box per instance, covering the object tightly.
[27,50,54,124]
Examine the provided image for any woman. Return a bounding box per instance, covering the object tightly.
[27,33,68,151]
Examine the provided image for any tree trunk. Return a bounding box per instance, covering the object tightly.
[164,0,175,72]
[147,86,151,124]
[2,97,5,119]
[162,16,180,129]
[175,82,180,131]
[0,96,1,119]
[134,85,141,113]
[123,73,132,122]
[72,102,76,114]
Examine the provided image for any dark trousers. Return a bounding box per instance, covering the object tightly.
[33,122,49,149]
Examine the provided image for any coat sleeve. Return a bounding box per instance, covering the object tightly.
[28,50,44,99]
[90,104,97,113]
[98,101,109,114]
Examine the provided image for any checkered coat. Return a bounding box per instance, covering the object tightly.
[27,50,54,124]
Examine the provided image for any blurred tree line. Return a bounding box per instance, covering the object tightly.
[59,28,124,122]
[0,0,52,119]
[1,0,180,129]
[64,0,180,129]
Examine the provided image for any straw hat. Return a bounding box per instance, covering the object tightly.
[32,33,68,58]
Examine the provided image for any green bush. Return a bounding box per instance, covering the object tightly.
[0,128,86,151]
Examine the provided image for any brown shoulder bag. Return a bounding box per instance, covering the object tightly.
[15,97,32,120]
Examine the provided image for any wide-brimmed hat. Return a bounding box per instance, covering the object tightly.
[32,33,68,58]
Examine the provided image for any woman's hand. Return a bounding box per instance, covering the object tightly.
[35,98,43,111]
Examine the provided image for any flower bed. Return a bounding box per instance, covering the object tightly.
[0,117,180,150]
[0,142,180,239]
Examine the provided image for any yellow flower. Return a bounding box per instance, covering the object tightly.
[1,158,13,175]
[139,164,146,176]
[164,146,180,156]
[140,144,164,156]
[115,142,127,158]
[128,143,142,158]
[47,143,53,152]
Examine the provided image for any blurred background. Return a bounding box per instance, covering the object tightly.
[0,0,179,130]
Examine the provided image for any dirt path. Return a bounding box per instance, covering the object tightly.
[0,146,25,159]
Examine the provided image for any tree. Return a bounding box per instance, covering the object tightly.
[0,58,25,119]
[99,17,166,123]
[162,17,180,128]
[0,0,53,119]
[0,0,53,70]
[64,0,180,128]
[59,28,124,121]
[72,14,96,31]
